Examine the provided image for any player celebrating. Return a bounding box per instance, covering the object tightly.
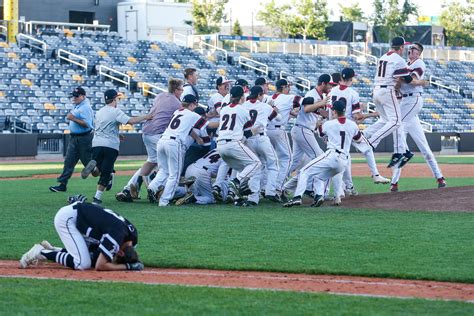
[20,195,143,271]
[283,101,363,208]
[390,42,446,191]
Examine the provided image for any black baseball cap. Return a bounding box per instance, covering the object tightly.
[230,86,244,98]
[216,76,232,86]
[182,94,198,104]
[248,86,263,98]
[234,78,249,87]
[275,78,290,90]
[331,73,341,84]
[194,106,206,115]
[70,87,86,97]
[391,36,411,47]
[318,74,337,85]
[104,89,118,102]
[341,68,356,80]
[332,100,346,113]
[255,77,271,86]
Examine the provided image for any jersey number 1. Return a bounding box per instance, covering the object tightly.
[340,131,346,149]
[377,60,388,77]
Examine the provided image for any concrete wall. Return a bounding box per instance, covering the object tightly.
[0,0,119,30]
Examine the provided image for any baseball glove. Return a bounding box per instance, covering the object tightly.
[67,194,87,205]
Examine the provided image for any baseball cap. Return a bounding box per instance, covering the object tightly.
[104,89,119,102]
[275,78,290,90]
[230,86,244,98]
[255,77,271,86]
[248,86,263,98]
[331,73,341,84]
[216,76,232,86]
[194,106,206,116]
[182,94,198,104]
[341,68,356,80]
[234,78,249,87]
[332,100,346,113]
[318,74,337,85]
[391,36,411,47]
[70,87,86,97]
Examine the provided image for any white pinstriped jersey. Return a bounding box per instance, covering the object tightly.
[191,149,223,176]
[401,58,426,94]
[374,51,410,86]
[208,93,224,112]
[240,99,274,134]
[220,92,249,109]
[162,108,207,143]
[319,118,362,156]
[330,85,361,121]
[184,122,210,149]
[217,103,251,141]
[267,93,303,128]
[294,88,324,129]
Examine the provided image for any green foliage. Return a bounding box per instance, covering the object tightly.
[2,278,474,315]
[370,0,418,42]
[440,0,474,47]
[339,2,366,22]
[257,0,329,39]
[232,19,243,36]
[191,0,228,34]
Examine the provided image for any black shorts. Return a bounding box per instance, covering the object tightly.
[92,146,119,187]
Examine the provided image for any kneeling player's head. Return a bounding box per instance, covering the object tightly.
[182,94,198,110]
[332,100,346,117]
[115,243,139,264]
[230,86,245,104]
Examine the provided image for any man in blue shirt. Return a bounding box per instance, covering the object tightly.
[50,87,94,192]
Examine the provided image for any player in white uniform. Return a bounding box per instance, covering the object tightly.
[390,42,446,191]
[255,77,273,104]
[365,37,426,168]
[290,74,333,174]
[266,79,305,197]
[174,149,230,205]
[330,68,390,196]
[216,86,262,206]
[284,101,362,207]
[207,76,232,121]
[241,86,281,203]
[221,78,250,107]
[147,95,208,206]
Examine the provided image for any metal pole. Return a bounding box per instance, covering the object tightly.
[4,0,19,43]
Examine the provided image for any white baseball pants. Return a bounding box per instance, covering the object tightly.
[54,205,91,270]
[267,128,292,191]
[246,134,279,196]
[185,164,215,204]
[289,125,324,173]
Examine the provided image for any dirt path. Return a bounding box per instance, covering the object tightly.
[0,260,472,303]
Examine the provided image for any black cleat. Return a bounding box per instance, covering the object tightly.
[283,196,302,207]
[265,195,282,203]
[92,197,102,205]
[437,177,447,188]
[49,184,67,192]
[398,150,414,168]
[116,189,133,203]
[387,153,403,168]
[311,195,324,207]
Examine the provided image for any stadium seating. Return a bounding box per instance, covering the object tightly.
[0,28,472,133]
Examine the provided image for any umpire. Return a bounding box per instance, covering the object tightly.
[50,87,93,192]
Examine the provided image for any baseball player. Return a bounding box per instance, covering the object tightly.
[390,42,446,191]
[365,36,426,168]
[254,77,273,104]
[147,94,208,206]
[241,86,281,203]
[289,74,334,174]
[182,68,200,102]
[221,78,250,107]
[216,85,261,206]
[20,195,143,271]
[330,68,390,195]
[175,149,229,205]
[208,76,232,115]
[284,100,362,208]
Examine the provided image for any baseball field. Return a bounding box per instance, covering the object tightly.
[1,156,473,314]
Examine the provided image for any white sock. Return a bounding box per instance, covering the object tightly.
[95,190,103,200]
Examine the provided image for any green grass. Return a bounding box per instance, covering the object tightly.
[1,278,473,315]
[1,175,473,283]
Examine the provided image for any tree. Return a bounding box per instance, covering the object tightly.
[257,0,291,37]
[370,0,418,42]
[339,2,365,22]
[191,0,228,34]
[440,0,474,47]
[232,19,243,36]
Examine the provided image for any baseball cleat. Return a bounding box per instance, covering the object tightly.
[19,244,46,268]
[398,150,414,168]
[265,195,282,203]
[373,174,390,184]
[387,153,403,168]
[390,183,399,192]
[40,240,62,252]
[81,160,97,179]
[49,184,67,192]
[277,190,289,203]
[240,200,258,207]
[283,196,302,207]
[303,190,315,199]
[332,196,342,206]
[437,177,447,188]
[212,186,223,202]
[344,186,359,196]
[129,183,139,199]
[116,189,133,203]
[92,197,102,205]
[311,195,325,207]
[229,178,240,195]
[175,192,197,206]
[147,185,164,203]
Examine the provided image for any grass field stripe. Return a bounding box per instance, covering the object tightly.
[140,270,473,290]
[1,274,472,304]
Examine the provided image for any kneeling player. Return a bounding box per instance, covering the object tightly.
[19,195,143,271]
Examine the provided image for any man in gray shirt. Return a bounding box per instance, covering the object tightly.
[116,78,184,202]
[81,89,152,204]
[50,87,94,192]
